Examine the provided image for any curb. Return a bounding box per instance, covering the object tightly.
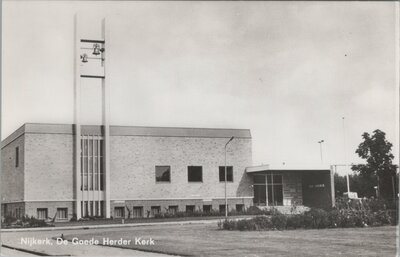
[1,218,238,233]
[1,244,69,256]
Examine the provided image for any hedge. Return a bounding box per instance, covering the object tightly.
[218,197,398,231]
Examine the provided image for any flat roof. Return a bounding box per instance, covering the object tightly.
[246,164,331,173]
[2,123,251,149]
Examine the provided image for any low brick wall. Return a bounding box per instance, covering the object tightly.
[111,198,253,218]
[24,201,74,221]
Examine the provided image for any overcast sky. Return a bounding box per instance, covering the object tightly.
[2,1,398,172]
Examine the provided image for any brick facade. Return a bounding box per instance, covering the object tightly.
[1,123,334,220]
[1,124,254,220]
[110,136,253,200]
[1,132,25,203]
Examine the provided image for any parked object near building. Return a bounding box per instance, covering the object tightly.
[343,192,359,199]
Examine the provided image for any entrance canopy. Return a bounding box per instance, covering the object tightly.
[246,164,335,208]
[246,164,332,173]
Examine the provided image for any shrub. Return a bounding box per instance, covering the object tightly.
[271,212,287,230]
[218,198,398,231]
[4,216,17,225]
[70,213,77,222]
[286,214,305,229]
[304,208,330,229]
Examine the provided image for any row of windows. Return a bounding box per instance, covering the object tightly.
[156,166,234,183]
[113,204,245,218]
[36,208,68,220]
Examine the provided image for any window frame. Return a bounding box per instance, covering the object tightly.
[15,147,19,168]
[155,165,171,183]
[203,205,212,213]
[151,206,161,216]
[185,205,195,213]
[187,166,203,182]
[37,208,48,220]
[219,204,227,213]
[168,205,179,214]
[132,206,143,218]
[114,206,125,218]
[219,166,234,182]
[57,208,68,220]
[236,204,244,212]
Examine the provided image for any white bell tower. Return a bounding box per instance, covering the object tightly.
[74,15,111,219]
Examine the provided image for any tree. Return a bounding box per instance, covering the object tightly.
[334,173,347,196]
[334,173,376,198]
[351,129,398,200]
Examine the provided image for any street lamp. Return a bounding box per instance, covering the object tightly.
[318,140,324,163]
[224,136,234,218]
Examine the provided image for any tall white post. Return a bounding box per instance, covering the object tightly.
[342,117,350,194]
[102,18,111,218]
[74,14,82,220]
[224,146,227,218]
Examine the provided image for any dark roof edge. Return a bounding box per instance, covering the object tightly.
[1,124,26,149]
[2,123,251,148]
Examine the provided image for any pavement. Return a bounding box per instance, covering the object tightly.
[1,247,38,256]
[0,218,229,256]
[0,217,250,256]
[1,228,173,256]
[2,216,247,233]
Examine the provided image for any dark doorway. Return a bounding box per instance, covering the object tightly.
[302,170,333,209]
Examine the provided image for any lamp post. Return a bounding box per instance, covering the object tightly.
[318,140,324,163]
[224,136,234,218]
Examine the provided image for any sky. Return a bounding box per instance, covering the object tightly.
[2,1,399,173]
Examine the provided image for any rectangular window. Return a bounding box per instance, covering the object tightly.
[267,173,283,206]
[133,207,143,218]
[219,204,226,213]
[100,201,104,217]
[155,166,171,182]
[186,205,195,213]
[168,205,178,214]
[81,137,104,191]
[253,175,265,184]
[151,206,161,216]
[15,208,21,218]
[114,207,125,218]
[203,205,212,213]
[188,166,203,182]
[236,204,244,213]
[95,202,99,216]
[15,147,19,168]
[57,208,68,219]
[219,166,233,182]
[37,208,48,220]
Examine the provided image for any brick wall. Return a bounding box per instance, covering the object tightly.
[2,126,254,220]
[1,135,25,202]
[111,198,253,218]
[24,134,74,201]
[110,136,253,201]
[25,201,74,221]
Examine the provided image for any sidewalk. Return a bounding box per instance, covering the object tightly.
[2,216,249,233]
[1,241,170,257]
[1,229,174,257]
